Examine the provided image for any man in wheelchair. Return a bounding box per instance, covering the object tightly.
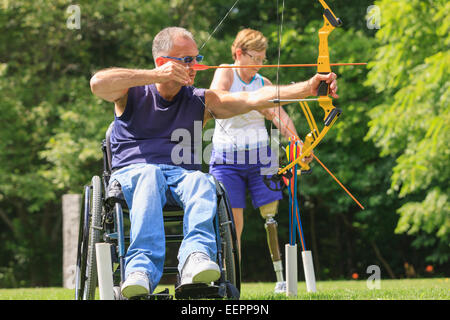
[89,26,338,299]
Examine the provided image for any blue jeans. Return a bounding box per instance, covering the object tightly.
[110,163,218,293]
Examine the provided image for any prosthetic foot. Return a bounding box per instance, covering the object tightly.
[260,201,286,293]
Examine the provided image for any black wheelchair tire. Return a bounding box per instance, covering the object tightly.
[217,184,241,295]
[76,175,103,300]
[75,185,90,300]
[225,281,240,300]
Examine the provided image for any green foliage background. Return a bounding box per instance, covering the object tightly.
[0,0,448,286]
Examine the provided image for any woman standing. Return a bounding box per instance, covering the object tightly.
[209,29,312,293]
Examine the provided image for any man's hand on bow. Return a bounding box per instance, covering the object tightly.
[308,73,339,98]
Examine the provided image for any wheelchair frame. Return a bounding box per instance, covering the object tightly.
[75,123,241,300]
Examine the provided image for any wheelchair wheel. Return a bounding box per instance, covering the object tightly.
[217,183,241,297]
[75,185,90,300]
[75,175,103,300]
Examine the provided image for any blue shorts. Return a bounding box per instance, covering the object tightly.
[209,163,283,209]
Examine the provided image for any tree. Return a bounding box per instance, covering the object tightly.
[0,0,183,286]
[365,0,450,265]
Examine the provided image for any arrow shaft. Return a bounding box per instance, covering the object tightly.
[269,98,319,103]
[193,62,366,70]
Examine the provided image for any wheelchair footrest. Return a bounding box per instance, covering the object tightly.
[175,283,226,300]
[128,288,173,300]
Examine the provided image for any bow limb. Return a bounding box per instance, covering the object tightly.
[266,107,365,211]
[265,1,364,210]
[317,0,342,126]
[278,121,331,175]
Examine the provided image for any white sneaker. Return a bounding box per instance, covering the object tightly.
[180,252,221,286]
[121,271,150,299]
[274,281,286,294]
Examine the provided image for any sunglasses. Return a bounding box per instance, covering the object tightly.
[161,55,204,64]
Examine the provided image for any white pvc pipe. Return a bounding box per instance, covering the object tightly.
[301,250,317,293]
[285,244,298,297]
[95,243,115,300]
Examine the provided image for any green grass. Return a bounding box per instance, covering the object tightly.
[0,287,75,300]
[0,278,448,300]
[240,278,450,300]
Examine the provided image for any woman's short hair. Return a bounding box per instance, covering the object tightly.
[231,28,268,60]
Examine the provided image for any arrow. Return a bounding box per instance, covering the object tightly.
[192,62,367,71]
[268,98,319,103]
[269,110,365,210]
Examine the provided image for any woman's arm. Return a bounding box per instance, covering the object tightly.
[262,106,299,140]
[258,77,299,140]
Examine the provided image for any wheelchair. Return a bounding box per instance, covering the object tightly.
[75,122,241,300]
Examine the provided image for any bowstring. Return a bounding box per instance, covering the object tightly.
[199,0,240,51]
[272,0,286,185]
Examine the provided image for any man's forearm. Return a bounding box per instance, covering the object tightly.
[206,80,312,120]
[248,80,311,110]
[90,68,157,102]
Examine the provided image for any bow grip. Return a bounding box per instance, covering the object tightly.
[318,72,330,96]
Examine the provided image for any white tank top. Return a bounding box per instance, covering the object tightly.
[212,68,269,151]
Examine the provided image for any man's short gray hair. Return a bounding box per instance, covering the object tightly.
[152,27,196,58]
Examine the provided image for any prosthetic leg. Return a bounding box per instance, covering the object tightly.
[260,200,286,293]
